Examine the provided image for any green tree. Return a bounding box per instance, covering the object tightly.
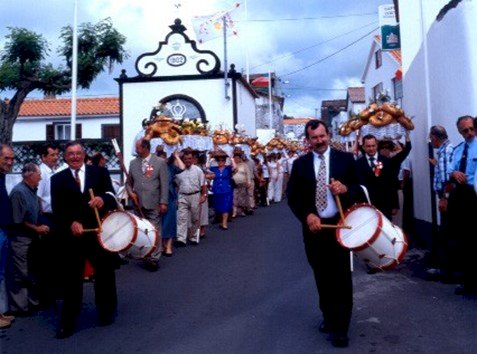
[0,18,128,143]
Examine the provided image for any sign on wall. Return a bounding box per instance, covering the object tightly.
[379,4,400,51]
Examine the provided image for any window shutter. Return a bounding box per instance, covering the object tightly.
[75,124,82,139]
[46,124,54,140]
[101,124,120,139]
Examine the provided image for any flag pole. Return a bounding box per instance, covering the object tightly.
[223,16,230,99]
[244,0,249,83]
[268,69,273,129]
[70,0,78,141]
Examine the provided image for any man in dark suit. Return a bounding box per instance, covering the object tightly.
[287,120,363,348]
[51,141,118,339]
[355,133,411,220]
[128,138,168,270]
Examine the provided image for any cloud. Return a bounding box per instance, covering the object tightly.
[0,0,390,116]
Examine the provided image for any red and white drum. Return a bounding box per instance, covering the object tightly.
[98,211,158,259]
[336,203,408,270]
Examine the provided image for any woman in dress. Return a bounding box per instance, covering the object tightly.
[209,150,236,230]
[266,153,282,203]
[232,149,252,217]
[157,149,185,256]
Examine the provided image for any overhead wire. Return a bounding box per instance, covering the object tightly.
[250,20,378,71]
[242,12,377,22]
[280,26,378,77]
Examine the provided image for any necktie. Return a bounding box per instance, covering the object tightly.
[74,169,81,189]
[315,154,327,212]
[142,159,148,174]
[369,156,375,168]
[458,143,468,173]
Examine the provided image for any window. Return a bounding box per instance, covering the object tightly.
[102,124,120,139]
[46,123,82,140]
[393,78,403,100]
[375,49,382,69]
[153,94,207,123]
[372,82,383,101]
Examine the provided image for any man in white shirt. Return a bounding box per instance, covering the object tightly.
[36,144,61,307]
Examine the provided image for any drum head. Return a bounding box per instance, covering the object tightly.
[99,211,136,252]
[337,204,382,249]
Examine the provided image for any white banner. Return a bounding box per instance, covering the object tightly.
[191,3,240,43]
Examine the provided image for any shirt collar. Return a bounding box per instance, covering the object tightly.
[312,146,330,160]
[437,139,450,153]
[70,164,85,174]
[143,154,152,163]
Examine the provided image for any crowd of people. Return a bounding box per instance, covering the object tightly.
[0,138,297,335]
[0,114,475,348]
[287,115,477,348]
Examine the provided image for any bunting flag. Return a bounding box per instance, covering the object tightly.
[191,2,241,44]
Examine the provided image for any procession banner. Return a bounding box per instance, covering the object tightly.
[378,4,400,51]
[191,2,240,43]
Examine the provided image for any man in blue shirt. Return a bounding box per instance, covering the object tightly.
[428,126,455,282]
[448,115,477,295]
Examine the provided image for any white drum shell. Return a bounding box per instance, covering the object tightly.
[99,211,158,259]
[336,204,408,270]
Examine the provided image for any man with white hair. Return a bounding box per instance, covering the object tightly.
[8,163,50,316]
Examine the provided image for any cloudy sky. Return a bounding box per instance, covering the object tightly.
[0,0,393,117]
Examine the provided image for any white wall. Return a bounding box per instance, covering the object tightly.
[401,1,477,223]
[122,78,243,166]
[363,42,400,104]
[236,83,257,135]
[399,0,450,74]
[13,116,119,141]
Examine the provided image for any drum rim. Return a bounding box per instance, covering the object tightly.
[97,210,140,252]
[336,203,383,251]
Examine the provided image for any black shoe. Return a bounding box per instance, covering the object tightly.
[119,257,129,265]
[56,326,74,339]
[318,321,331,334]
[188,240,199,246]
[455,285,477,295]
[174,240,186,248]
[98,316,115,327]
[143,260,159,272]
[330,333,349,348]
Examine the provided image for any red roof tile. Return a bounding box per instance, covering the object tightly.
[19,97,119,117]
[283,117,314,125]
[347,87,365,103]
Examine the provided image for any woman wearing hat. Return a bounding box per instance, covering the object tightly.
[209,150,236,230]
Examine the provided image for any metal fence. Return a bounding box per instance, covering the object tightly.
[11,139,121,173]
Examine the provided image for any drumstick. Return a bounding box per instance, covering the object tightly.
[83,228,100,233]
[335,194,345,223]
[321,224,352,229]
[89,188,103,232]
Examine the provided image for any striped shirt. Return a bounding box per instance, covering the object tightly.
[434,140,454,197]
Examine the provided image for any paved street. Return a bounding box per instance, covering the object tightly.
[1,201,476,354]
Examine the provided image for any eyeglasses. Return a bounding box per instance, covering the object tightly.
[460,127,475,134]
[66,152,84,157]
